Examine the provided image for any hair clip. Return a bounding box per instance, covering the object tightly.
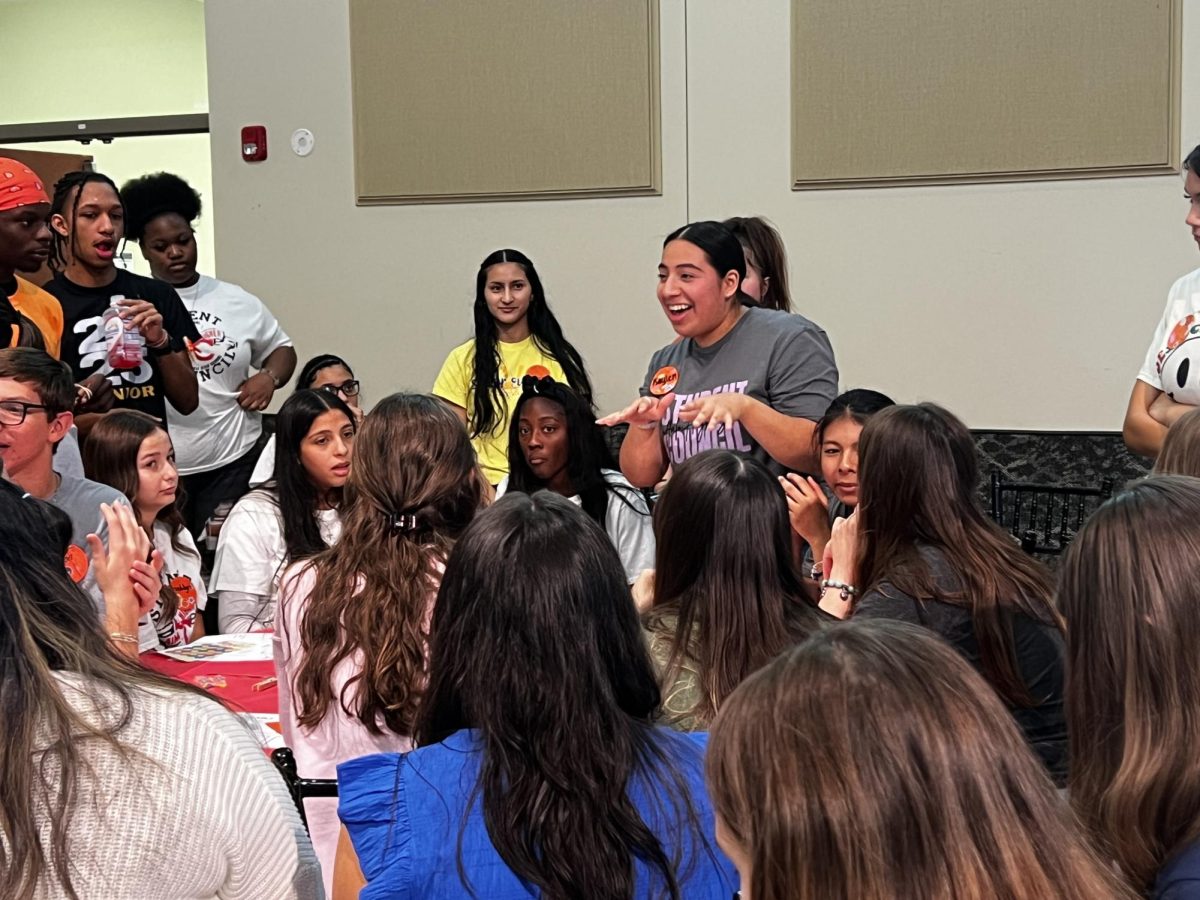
[390,513,419,532]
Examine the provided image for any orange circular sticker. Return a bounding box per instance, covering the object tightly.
[64,544,88,583]
[649,365,679,396]
[526,365,551,379]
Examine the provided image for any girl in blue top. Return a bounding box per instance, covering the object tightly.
[334,492,736,899]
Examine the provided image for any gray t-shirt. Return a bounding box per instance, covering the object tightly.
[49,474,128,614]
[639,307,838,474]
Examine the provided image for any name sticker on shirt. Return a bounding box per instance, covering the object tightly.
[649,365,679,396]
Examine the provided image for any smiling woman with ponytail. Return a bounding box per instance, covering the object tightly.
[273,392,486,896]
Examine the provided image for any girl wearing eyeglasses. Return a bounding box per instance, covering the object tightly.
[249,354,363,489]
[120,172,298,541]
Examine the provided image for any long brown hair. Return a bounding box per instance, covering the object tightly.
[1153,407,1200,476]
[288,393,483,735]
[707,619,1137,900]
[83,409,193,622]
[0,478,216,900]
[1061,475,1200,891]
[646,449,824,727]
[856,403,1060,705]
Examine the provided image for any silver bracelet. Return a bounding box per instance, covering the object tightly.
[819,578,859,603]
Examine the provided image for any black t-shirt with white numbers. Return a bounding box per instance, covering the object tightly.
[43,269,201,425]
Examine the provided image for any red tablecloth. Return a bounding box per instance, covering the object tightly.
[141,653,279,715]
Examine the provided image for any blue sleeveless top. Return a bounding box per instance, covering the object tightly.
[337,728,737,899]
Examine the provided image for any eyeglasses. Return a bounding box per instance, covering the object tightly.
[318,380,360,399]
[0,400,50,426]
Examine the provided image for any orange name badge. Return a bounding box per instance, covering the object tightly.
[649,365,679,397]
[64,544,88,583]
[525,365,551,379]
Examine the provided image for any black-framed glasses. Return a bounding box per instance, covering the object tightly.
[318,380,360,399]
[0,399,50,426]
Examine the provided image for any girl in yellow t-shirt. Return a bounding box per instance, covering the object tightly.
[433,249,593,484]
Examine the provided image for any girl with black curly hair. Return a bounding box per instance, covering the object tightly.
[120,171,297,541]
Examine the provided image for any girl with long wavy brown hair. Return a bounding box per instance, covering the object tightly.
[706,619,1136,900]
[1061,476,1200,897]
[821,402,1068,783]
[273,392,485,895]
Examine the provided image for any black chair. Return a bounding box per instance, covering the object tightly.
[989,471,1113,555]
[270,746,339,832]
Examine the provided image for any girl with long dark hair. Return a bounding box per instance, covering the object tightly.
[600,220,837,485]
[822,402,1068,783]
[275,393,484,895]
[249,352,363,488]
[500,375,653,582]
[210,388,355,632]
[433,249,593,485]
[642,449,825,730]
[780,388,895,581]
[707,619,1135,900]
[1060,476,1200,897]
[333,492,736,899]
[0,480,319,899]
[84,409,207,651]
[120,171,297,539]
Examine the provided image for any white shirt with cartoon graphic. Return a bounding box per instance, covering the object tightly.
[1138,266,1200,405]
[167,275,292,476]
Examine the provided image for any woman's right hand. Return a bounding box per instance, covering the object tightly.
[779,473,831,550]
[597,393,675,431]
[87,503,153,636]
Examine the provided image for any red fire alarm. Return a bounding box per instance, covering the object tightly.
[241,125,267,162]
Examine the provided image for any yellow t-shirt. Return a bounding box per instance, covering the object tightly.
[8,276,64,358]
[433,337,567,484]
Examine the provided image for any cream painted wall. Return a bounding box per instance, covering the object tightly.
[685,0,1200,430]
[0,0,214,279]
[203,0,688,411]
[204,0,1200,429]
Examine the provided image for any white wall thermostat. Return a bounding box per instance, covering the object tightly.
[290,128,315,157]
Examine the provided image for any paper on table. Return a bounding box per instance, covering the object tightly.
[240,712,286,750]
[155,632,274,662]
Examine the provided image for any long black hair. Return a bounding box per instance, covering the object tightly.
[663,221,748,303]
[815,388,896,445]
[119,171,201,242]
[269,388,357,560]
[648,450,825,727]
[418,492,709,899]
[48,171,123,272]
[506,376,643,526]
[469,249,593,439]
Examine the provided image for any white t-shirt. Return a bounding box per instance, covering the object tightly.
[496,469,655,582]
[210,490,342,625]
[138,523,209,653]
[249,432,277,488]
[45,672,320,900]
[167,275,292,475]
[1138,266,1200,404]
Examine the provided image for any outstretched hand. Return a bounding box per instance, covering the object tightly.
[597,393,675,431]
[677,392,749,433]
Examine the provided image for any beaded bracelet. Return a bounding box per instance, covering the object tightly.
[819,578,859,603]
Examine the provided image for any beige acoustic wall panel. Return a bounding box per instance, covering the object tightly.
[350,0,661,203]
[792,0,1181,188]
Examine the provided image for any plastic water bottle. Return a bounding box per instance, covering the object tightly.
[102,296,145,370]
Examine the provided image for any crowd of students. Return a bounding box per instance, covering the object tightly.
[4,143,1200,900]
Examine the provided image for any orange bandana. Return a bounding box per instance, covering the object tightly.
[0,158,50,211]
